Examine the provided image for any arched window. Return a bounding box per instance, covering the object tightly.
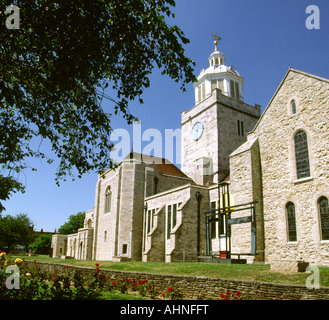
[294,130,310,179]
[105,187,112,213]
[286,202,297,242]
[291,99,297,115]
[318,197,329,240]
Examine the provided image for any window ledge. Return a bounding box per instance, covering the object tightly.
[293,177,313,185]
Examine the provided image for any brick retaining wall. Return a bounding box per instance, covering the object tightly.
[24,261,329,300]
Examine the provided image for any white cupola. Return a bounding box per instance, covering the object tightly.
[193,37,244,104]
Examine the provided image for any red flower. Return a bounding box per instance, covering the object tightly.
[127,279,130,283]
[162,294,166,298]
[168,288,173,293]
[236,291,241,297]
[33,259,37,263]
[112,282,116,286]
[96,268,100,272]
[147,287,150,290]
[97,274,101,277]
[220,294,225,299]
[65,265,69,268]
[226,290,230,295]
[95,263,99,267]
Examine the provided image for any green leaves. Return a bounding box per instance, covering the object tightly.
[0,0,196,207]
[57,211,85,234]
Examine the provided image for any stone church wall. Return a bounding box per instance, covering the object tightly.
[144,184,209,262]
[248,70,329,265]
[229,138,264,262]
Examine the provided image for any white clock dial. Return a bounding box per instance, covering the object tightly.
[191,121,204,141]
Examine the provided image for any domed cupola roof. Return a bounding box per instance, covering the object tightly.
[193,36,244,104]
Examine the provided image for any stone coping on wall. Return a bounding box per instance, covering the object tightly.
[24,261,329,300]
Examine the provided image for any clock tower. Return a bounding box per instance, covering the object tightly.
[181,38,261,185]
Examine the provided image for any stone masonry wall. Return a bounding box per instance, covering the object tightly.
[144,184,209,263]
[229,138,265,262]
[249,70,329,266]
[24,261,329,300]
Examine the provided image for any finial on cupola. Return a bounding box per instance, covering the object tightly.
[212,33,221,52]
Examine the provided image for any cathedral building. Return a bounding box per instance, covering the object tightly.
[51,40,329,266]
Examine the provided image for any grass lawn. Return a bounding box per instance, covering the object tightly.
[20,254,329,287]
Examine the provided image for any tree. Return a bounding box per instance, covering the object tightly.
[58,211,85,235]
[0,213,34,252]
[29,234,52,254]
[0,0,196,211]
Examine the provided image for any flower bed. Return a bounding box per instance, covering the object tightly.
[0,254,182,300]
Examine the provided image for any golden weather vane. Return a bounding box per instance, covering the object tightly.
[212,33,221,51]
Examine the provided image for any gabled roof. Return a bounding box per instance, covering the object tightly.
[156,163,189,178]
[249,67,329,135]
[124,152,189,179]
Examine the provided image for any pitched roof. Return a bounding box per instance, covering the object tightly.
[248,67,329,136]
[156,163,189,178]
[124,152,189,178]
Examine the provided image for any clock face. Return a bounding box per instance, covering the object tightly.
[191,121,204,141]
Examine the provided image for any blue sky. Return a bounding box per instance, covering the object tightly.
[3,0,329,232]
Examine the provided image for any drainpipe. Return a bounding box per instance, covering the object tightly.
[92,179,101,260]
[196,191,203,256]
